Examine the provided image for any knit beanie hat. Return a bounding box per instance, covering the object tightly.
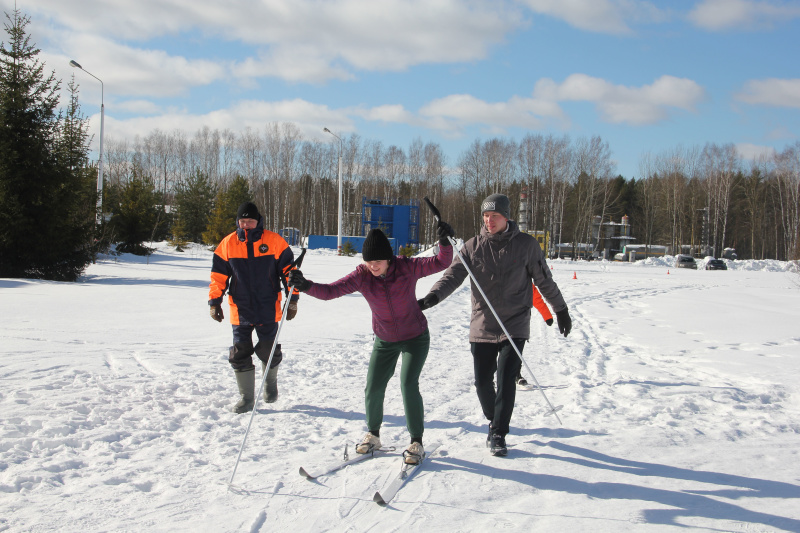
[236,202,261,221]
[362,229,394,261]
[481,193,510,220]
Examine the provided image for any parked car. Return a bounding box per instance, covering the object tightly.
[675,254,697,269]
[705,258,728,270]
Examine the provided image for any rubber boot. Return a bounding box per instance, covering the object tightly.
[261,362,279,403]
[231,369,255,413]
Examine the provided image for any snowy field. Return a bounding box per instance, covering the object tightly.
[2,243,799,532]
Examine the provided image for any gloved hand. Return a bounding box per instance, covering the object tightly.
[555,309,572,337]
[437,220,455,246]
[287,269,311,292]
[210,304,224,322]
[417,293,439,310]
[545,318,553,326]
[287,301,298,320]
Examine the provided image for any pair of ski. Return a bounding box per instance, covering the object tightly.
[299,443,439,505]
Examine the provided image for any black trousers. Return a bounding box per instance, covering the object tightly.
[471,338,526,436]
[229,323,282,371]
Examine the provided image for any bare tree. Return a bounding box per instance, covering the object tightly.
[773,142,800,260]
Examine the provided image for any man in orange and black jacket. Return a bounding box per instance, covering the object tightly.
[209,202,299,413]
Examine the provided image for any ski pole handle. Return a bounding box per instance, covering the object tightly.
[294,247,307,269]
[423,197,441,223]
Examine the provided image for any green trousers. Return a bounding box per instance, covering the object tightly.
[365,330,430,439]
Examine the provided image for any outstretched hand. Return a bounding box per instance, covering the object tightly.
[417,293,439,311]
[287,269,311,292]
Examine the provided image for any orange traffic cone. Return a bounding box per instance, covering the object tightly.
[572,271,577,280]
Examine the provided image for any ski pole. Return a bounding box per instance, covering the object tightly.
[423,197,563,424]
[228,248,307,488]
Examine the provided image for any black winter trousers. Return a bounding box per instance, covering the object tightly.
[471,338,525,436]
[229,323,282,372]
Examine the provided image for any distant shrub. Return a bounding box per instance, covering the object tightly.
[399,244,416,257]
[341,241,357,257]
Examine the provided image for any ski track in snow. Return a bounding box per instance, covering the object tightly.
[1,245,799,532]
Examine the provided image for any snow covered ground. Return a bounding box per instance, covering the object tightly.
[2,243,799,532]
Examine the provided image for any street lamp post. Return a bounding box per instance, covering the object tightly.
[69,60,104,225]
[323,127,343,255]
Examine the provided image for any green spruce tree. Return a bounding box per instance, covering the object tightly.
[109,167,165,254]
[172,169,216,243]
[203,175,251,246]
[0,10,95,280]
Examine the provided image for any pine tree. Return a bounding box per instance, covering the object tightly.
[172,169,216,243]
[203,175,251,246]
[109,167,165,254]
[0,10,95,280]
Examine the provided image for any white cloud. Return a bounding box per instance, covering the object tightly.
[230,47,352,85]
[533,74,706,125]
[735,78,800,108]
[42,32,227,101]
[13,0,524,85]
[420,94,561,129]
[516,0,667,34]
[736,143,777,161]
[355,74,706,134]
[114,100,163,115]
[688,0,800,31]
[102,99,354,144]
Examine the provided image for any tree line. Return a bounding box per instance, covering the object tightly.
[102,125,800,262]
[2,9,798,283]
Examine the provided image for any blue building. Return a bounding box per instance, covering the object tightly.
[306,197,420,254]
[361,197,420,254]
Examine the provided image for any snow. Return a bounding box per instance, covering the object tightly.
[2,244,800,532]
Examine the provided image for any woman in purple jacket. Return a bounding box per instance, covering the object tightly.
[288,223,453,465]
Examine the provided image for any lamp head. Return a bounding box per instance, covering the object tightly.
[69,60,82,69]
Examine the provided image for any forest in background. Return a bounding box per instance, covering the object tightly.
[101,123,800,261]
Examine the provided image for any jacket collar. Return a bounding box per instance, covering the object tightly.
[480,220,518,242]
[236,216,264,243]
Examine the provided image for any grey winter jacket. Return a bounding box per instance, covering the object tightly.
[429,221,567,343]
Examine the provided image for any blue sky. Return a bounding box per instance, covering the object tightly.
[8,0,800,179]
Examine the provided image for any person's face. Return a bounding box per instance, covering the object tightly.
[365,259,390,277]
[483,211,508,234]
[238,218,257,230]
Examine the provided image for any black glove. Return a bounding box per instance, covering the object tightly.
[287,301,298,320]
[417,293,439,310]
[287,269,311,292]
[437,220,455,246]
[556,309,572,338]
[545,318,553,326]
[210,304,224,322]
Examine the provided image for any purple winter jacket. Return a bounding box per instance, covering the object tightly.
[305,244,453,342]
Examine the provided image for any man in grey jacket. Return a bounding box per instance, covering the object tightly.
[418,193,572,456]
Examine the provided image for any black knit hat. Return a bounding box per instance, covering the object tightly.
[481,193,510,220]
[236,202,261,221]
[362,229,394,261]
